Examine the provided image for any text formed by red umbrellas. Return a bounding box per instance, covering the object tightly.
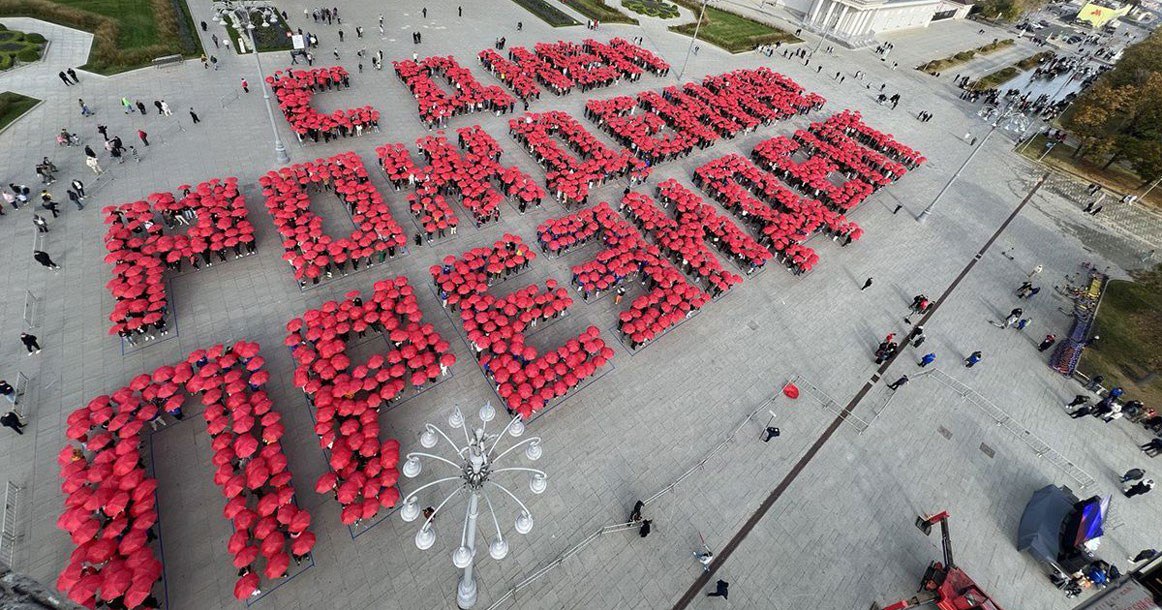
[81,38,927,609]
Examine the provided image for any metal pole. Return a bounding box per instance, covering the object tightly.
[918,124,997,222]
[243,11,290,165]
[1139,175,1162,199]
[676,0,709,80]
[457,492,480,609]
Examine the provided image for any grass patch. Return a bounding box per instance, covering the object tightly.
[563,0,637,24]
[624,0,680,18]
[0,0,202,73]
[1017,135,1162,209]
[969,66,1019,90]
[669,0,798,53]
[1079,270,1162,406]
[220,9,292,54]
[0,91,39,131]
[918,38,1015,74]
[509,0,582,26]
[1016,50,1053,70]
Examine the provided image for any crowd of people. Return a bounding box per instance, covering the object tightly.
[287,277,455,525]
[56,341,316,606]
[268,67,381,143]
[393,55,516,128]
[430,237,614,418]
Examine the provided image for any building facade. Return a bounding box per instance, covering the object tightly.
[783,0,973,47]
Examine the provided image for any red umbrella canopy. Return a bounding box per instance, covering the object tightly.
[232,545,259,569]
[264,552,290,579]
[233,572,260,600]
[101,564,133,599]
[291,530,316,556]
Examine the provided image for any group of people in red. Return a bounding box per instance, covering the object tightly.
[583,68,821,168]
[268,66,380,143]
[394,55,516,128]
[57,341,315,606]
[538,201,714,350]
[103,178,256,343]
[260,152,408,288]
[429,236,613,418]
[510,110,647,207]
[286,277,454,527]
[480,38,669,102]
[375,125,545,242]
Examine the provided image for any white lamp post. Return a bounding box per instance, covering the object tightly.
[212,0,290,165]
[401,403,544,609]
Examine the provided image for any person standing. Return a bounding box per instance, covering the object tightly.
[707,580,729,599]
[153,99,163,114]
[33,214,48,233]
[1028,264,1043,279]
[887,375,909,390]
[1001,308,1023,328]
[86,156,103,175]
[1066,395,1088,408]
[190,108,201,124]
[1130,549,1159,564]
[67,68,79,83]
[965,351,983,367]
[58,71,72,86]
[458,6,462,16]
[41,198,60,219]
[638,519,651,537]
[1121,468,1146,483]
[1038,334,1057,352]
[0,411,24,435]
[1086,375,1105,391]
[33,250,61,270]
[67,188,83,210]
[1124,479,1155,498]
[160,100,172,116]
[71,178,85,199]
[241,78,249,93]
[918,353,936,367]
[20,332,41,354]
[861,277,873,291]
[135,100,147,115]
[138,129,150,146]
[629,500,643,522]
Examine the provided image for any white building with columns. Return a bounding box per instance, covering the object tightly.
[784,0,974,47]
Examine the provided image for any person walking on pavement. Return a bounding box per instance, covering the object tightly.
[1024,286,1041,300]
[861,277,873,290]
[1066,395,1088,408]
[1121,468,1146,483]
[1130,549,1159,564]
[1028,264,1043,279]
[190,108,201,124]
[59,71,72,86]
[918,353,936,367]
[965,351,983,368]
[887,375,909,390]
[910,325,926,348]
[138,129,149,146]
[135,100,147,115]
[629,500,643,522]
[639,519,651,537]
[0,411,25,435]
[67,68,79,83]
[20,332,41,354]
[1038,334,1057,352]
[1000,308,1023,328]
[86,155,103,175]
[153,100,163,114]
[67,189,83,210]
[33,250,61,270]
[1016,281,1033,297]
[1124,479,1155,498]
[71,178,85,199]
[160,100,172,116]
[241,78,249,93]
[41,198,60,219]
[707,580,729,599]
[33,214,48,233]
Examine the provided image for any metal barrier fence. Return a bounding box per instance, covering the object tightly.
[8,372,29,411]
[21,291,38,329]
[786,373,870,433]
[1,481,22,569]
[915,368,1095,489]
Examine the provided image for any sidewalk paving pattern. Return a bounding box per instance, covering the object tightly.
[0,3,1159,610]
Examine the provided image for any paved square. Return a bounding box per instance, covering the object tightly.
[0,2,1158,609]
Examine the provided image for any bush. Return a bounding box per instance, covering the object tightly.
[624,0,680,18]
[24,31,43,43]
[0,54,12,69]
[15,46,38,61]
[953,50,975,61]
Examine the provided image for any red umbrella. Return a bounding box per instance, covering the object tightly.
[260,531,285,557]
[264,552,290,579]
[233,545,259,569]
[233,572,260,600]
[102,565,133,599]
[86,538,118,564]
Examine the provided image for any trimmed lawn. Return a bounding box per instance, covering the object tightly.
[562,0,637,24]
[0,0,202,73]
[669,0,798,53]
[0,91,39,131]
[1079,271,1162,406]
[509,0,582,27]
[625,0,680,19]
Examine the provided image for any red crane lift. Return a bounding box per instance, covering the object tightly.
[871,511,1006,610]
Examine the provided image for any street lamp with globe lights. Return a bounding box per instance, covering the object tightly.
[400,402,546,609]
[211,0,290,165]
